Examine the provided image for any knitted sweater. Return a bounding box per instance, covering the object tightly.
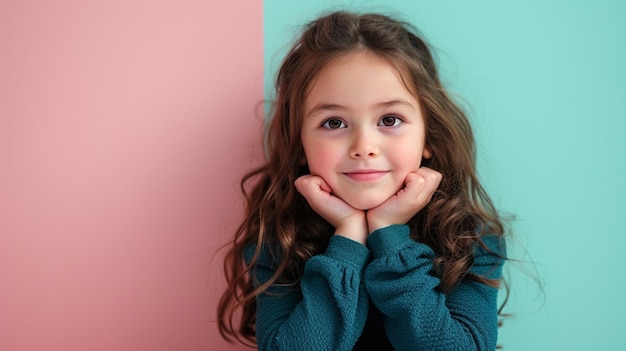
[246,224,505,351]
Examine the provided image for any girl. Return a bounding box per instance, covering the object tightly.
[218,11,506,351]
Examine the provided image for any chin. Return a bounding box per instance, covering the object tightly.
[345,197,387,211]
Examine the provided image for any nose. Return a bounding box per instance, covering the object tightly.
[350,129,379,159]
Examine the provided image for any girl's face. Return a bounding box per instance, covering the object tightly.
[301,52,431,210]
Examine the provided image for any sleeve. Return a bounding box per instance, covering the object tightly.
[246,235,371,351]
[364,224,505,351]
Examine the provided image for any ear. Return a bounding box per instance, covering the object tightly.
[422,145,432,159]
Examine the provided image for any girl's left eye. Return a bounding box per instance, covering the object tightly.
[379,115,402,127]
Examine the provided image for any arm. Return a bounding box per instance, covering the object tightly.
[364,225,505,351]
[247,235,371,351]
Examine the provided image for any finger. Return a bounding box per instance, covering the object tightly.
[414,168,442,191]
[295,175,337,213]
[413,168,442,203]
[295,175,332,194]
[317,177,333,194]
[294,175,321,201]
[398,172,426,201]
[398,169,440,206]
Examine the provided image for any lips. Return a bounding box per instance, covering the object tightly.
[343,170,388,182]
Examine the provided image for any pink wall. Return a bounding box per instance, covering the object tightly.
[0,1,262,350]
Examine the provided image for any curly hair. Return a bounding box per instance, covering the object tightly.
[217,11,505,345]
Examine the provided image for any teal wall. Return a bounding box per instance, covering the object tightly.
[264,1,626,349]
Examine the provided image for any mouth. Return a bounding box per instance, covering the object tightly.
[342,170,388,182]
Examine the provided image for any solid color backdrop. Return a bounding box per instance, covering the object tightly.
[2,1,625,350]
[264,1,626,350]
[1,1,260,350]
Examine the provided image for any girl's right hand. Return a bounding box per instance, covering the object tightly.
[295,175,368,245]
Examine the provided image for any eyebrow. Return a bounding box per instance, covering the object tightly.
[306,99,416,118]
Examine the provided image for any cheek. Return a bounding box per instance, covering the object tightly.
[393,146,424,172]
[304,144,336,174]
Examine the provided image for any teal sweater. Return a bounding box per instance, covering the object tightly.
[246,224,505,351]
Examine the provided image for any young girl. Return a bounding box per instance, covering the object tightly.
[218,11,506,351]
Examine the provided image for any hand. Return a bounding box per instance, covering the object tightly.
[367,167,442,233]
[295,175,368,245]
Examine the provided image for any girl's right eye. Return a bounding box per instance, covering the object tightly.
[321,118,347,129]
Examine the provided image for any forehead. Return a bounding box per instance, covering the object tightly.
[304,51,418,109]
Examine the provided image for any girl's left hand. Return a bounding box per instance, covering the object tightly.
[367,167,442,233]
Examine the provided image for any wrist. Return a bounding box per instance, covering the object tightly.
[334,214,368,245]
[367,218,391,234]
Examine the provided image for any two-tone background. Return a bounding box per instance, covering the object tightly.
[2,1,624,350]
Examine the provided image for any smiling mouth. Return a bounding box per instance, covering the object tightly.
[343,170,388,182]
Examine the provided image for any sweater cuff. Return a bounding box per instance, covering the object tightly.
[325,235,371,269]
[367,224,411,259]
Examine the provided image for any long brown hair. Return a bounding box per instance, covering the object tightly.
[217,11,505,345]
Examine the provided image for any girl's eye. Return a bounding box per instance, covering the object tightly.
[322,118,347,129]
[379,115,402,127]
